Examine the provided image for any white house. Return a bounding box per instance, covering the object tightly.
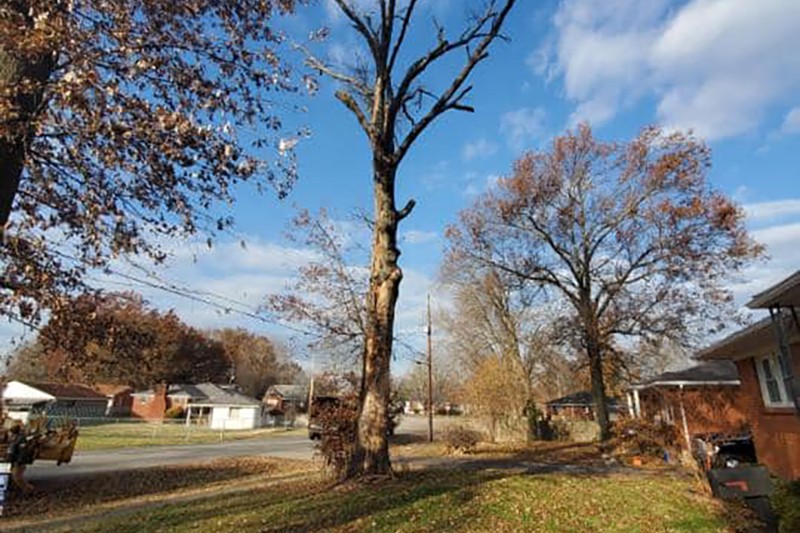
[132,383,263,430]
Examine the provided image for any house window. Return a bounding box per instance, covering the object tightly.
[755,354,794,408]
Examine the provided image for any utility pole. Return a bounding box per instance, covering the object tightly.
[427,293,433,443]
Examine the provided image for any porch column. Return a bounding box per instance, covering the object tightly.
[633,389,641,418]
[678,385,692,452]
[185,405,192,426]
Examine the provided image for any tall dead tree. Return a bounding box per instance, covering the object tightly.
[311,0,517,477]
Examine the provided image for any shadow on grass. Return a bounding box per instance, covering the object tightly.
[9,458,295,519]
[77,469,512,533]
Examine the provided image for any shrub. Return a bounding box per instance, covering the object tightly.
[772,479,800,533]
[164,405,185,419]
[613,417,680,457]
[312,394,359,479]
[443,425,482,455]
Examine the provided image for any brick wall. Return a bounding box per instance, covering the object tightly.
[735,346,800,480]
[130,384,168,420]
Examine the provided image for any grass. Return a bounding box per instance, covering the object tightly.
[20,465,738,533]
[75,422,303,451]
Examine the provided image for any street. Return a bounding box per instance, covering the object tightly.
[27,431,314,481]
[25,415,440,482]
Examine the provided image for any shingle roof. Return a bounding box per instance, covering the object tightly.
[546,391,620,408]
[93,384,133,397]
[264,384,305,401]
[748,270,800,309]
[26,382,107,400]
[636,360,740,389]
[132,383,260,406]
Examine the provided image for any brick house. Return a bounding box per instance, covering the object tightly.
[628,360,747,450]
[699,270,800,480]
[262,384,307,414]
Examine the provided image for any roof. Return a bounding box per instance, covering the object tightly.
[93,384,133,397]
[132,383,260,407]
[546,391,620,408]
[264,384,305,400]
[697,316,798,361]
[634,360,740,389]
[748,270,800,309]
[24,382,107,400]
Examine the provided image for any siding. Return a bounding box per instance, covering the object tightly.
[735,346,800,480]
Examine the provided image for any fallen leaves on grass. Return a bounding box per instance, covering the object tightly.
[8,457,312,520]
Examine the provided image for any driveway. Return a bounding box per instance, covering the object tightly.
[27,431,315,481]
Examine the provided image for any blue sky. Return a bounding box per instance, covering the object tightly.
[3,0,800,375]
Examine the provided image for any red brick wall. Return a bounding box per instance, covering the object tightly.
[131,384,168,420]
[735,346,800,481]
[639,386,748,440]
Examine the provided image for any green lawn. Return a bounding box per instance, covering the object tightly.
[71,469,734,533]
[75,422,303,451]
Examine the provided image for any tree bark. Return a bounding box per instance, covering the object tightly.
[587,334,611,441]
[351,161,401,476]
[0,2,55,231]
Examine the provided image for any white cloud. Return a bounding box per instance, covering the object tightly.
[462,138,498,161]
[728,221,800,307]
[781,107,800,135]
[500,107,546,150]
[540,0,800,140]
[744,199,800,223]
[403,230,438,244]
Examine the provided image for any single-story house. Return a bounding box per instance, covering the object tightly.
[628,360,747,450]
[93,384,133,417]
[132,383,263,430]
[699,270,800,480]
[2,381,108,421]
[545,391,621,421]
[263,384,307,414]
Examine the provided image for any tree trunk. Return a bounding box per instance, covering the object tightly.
[349,162,401,477]
[0,2,55,231]
[587,336,611,441]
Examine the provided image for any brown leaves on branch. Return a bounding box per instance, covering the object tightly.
[445,124,764,440]
[0,0,309,324]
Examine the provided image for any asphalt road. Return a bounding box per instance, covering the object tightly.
[26,431,315,481]
[25,415,441,482]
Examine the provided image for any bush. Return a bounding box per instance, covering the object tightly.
[164,405,185,419]
[312,394,359,479]
[613,417,680,457]
[443,425,482,455]
[772,479,800,533]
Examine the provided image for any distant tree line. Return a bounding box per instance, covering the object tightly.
[5,291,302,397]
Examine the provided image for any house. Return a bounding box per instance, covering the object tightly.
[263,384,307,414]
[131,383,263,430]
[628,360,747,450]
[545,391,621,421]
[698,270,800,480]
[93,384,133,417]
[2,381,108,422]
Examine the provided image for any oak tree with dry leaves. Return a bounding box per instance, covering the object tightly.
[445,124,763,440]
[0,0,307,324]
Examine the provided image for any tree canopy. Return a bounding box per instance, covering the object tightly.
[0,0,307,324]
[445,124,763,439]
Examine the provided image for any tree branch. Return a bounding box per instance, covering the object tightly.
[393,0,516,163]
[397,198,416,221]
[335,90,373,139]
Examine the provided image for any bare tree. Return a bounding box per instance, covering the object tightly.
[445,124,763,440]
[264,209,368,368]
[308,0,518,476]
